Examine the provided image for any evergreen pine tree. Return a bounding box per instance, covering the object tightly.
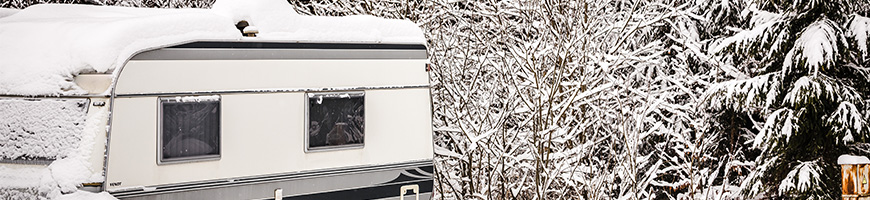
[706,0,870,198]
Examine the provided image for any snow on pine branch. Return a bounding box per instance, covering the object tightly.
[782,19,844,76]
[777,161,825,197]
[848,14,870,62]
[829,101,868,143]
[783,74,863,108]
[710,9,784,54]
[704,73,780,112]
[741,155,779,197]
[754,108,797,150]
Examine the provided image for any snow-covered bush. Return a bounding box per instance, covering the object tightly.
[285,0,716,199]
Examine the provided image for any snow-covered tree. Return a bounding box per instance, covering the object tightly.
[705,0,870,198]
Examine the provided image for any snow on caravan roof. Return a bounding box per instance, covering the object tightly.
[212,0,425,43]
[0,8,18,18]
[0,0,425,96]
[0,4,238,96]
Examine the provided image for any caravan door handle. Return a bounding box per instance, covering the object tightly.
[400,184,419,200]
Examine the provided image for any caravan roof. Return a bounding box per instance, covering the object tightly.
[0,1,429,198]
[0,0,425,96]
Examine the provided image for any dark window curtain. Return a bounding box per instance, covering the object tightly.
[308,94,364,148]
[162,100,220,160]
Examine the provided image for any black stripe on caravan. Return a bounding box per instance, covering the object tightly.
[420,166,434,174]
[384,173,425,184]
[276,180,433,200]
[129,44,428,60]
[170,42,427,50]
[110,160,433,199]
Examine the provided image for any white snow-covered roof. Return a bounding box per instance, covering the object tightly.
[0,8,18,18]
[0,0,425,96]
[0,4,239,96]
[212,0,424,43]
[838,154,870,165]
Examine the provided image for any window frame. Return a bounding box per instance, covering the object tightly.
[304,91,366,152]
[157,95,222,165]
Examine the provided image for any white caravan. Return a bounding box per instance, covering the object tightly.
[1,40,434,199]
[0,4,433,200]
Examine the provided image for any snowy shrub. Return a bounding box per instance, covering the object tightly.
[284,0,718,199]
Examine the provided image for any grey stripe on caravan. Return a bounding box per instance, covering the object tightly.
[0,94,109,98]
[0,159,53,165]
[130,48,428,60]
[110,159,433,199]
[114,84,430,97]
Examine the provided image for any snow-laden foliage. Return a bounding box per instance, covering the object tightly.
[782,19,843,76]
[849,15,870,61]
[705,0,870,198]
[777,160,827,199]
[281,0,714,199]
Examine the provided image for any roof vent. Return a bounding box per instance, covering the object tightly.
[235,20,257,37]
[243,26,259,37]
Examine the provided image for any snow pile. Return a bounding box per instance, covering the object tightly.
[211,0,297,27]
[0,4,239,96]
[0,103,110,199]
[55,191,117,200]
[838,155,870,165]
[212,0,425,43]
[0,8,18,18]
[0,98,88,160]
[0,0,425,96]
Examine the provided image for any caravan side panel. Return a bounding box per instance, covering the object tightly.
[106,45,433,199]
[113,59,428,95]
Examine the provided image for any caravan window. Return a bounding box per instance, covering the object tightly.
[306,91,365,151]
[158,95,221,164]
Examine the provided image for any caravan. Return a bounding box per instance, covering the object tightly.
[0,2,433,200]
